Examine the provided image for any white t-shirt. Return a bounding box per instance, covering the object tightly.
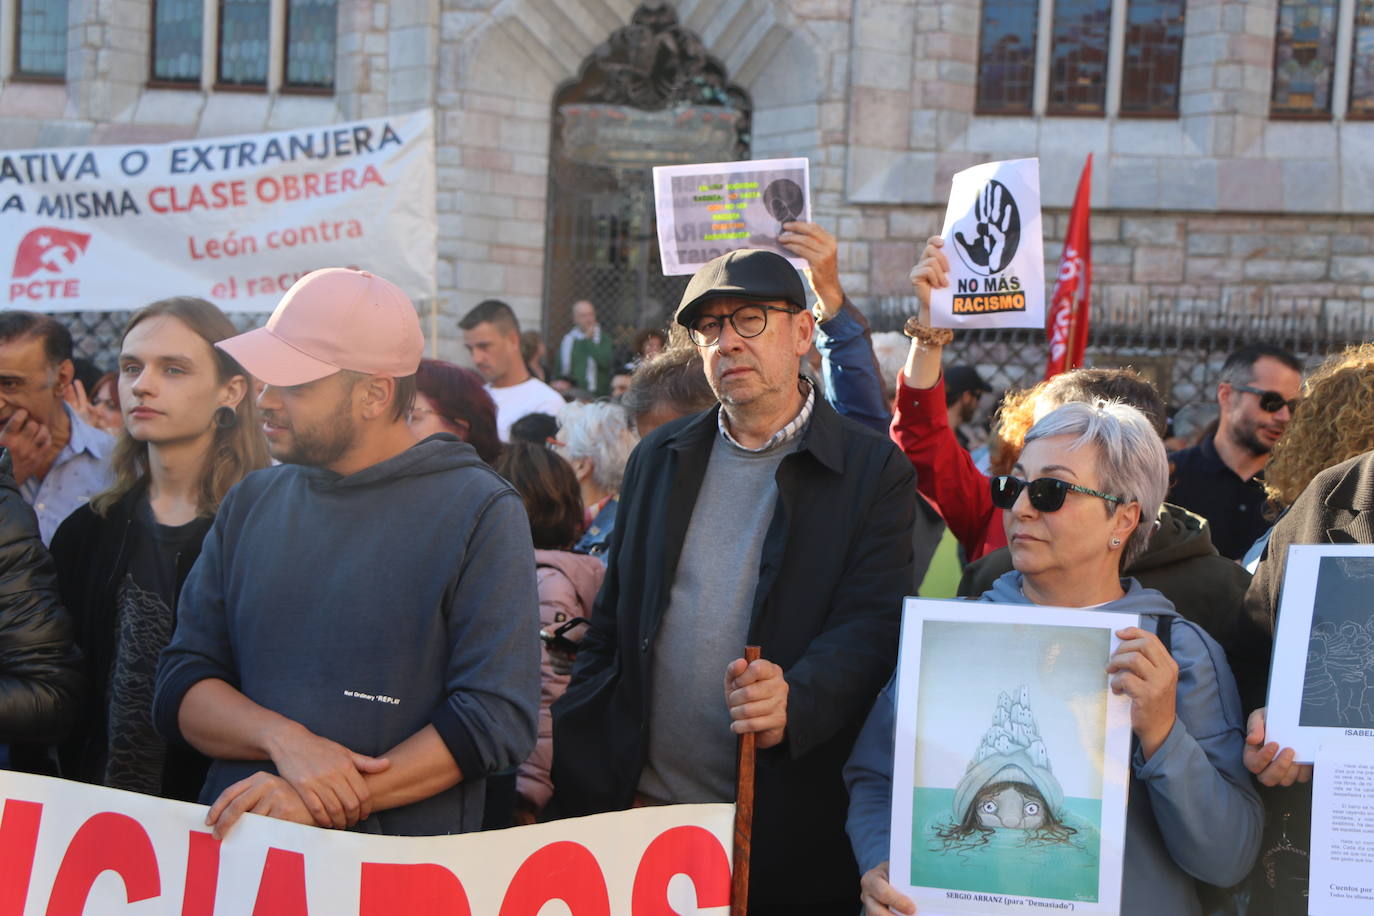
[488,377,567,442]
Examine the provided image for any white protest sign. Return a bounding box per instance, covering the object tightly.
[0,111,436,313]
[0,769,734,914]
[889,599,1133,916]
[1266,545,1374,762]
[653,157,809,275]
[1310,744,1374,914]
[930,158,1045,329]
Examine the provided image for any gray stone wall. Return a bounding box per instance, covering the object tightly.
[2,0,1372,364]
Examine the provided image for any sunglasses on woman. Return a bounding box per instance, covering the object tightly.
[990,475,1124,512]
[1230,384,1300,414]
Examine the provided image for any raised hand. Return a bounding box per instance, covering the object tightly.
[954,181,1015,272]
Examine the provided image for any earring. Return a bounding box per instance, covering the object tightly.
[214,405,238,429]
[1110,537,1122,548]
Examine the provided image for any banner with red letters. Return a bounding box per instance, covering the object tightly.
[0,770,734,914]
[0,111,436,313]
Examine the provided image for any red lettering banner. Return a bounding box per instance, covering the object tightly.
[0,112,435,312]
[0,771,734,914]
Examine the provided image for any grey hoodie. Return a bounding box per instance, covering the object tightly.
[844,573,1262,915]
[153,436,540,836]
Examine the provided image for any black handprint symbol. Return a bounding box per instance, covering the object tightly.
[953,179,1021,275]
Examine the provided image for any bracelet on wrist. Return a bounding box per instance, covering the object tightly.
[902,317,954,347]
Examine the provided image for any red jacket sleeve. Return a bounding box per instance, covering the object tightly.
[889,372,1005,560]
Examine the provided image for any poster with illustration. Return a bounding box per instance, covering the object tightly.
[929,158,1046,330]
[1266,545,1374,762]
[652,157,810,275]
[890,599,1133,915]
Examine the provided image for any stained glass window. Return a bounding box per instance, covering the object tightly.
[152,0,204,83]
[218,0,270,86]
[16,0,67,78]
[976,0,1038,113]
[1120,0,1186,114]
[1271,1,1338,115]
[1351,0,1374,117]
[1048,0,1111,113]
[284,0,336,89]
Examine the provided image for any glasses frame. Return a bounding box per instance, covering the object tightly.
[687,303,801,347]
[990,475,1125,513]
[1229,383,1300,414]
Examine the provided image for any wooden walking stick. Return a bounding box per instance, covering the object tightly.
[730,644,762,916]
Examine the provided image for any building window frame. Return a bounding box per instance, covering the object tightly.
[10,0,68,82]
[136,0,332,95]
[1270,0,1371,120]
[982,0,1183,118]
[147,0,205,88]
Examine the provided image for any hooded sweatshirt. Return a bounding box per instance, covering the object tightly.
[844,573,1262,916]
[519,548,606,812]
[958,503,1267,708]
[153,436,540,836]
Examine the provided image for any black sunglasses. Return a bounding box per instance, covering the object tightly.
[687,304,801,347]
[991,475,1124,513]
[1230,384,1300,414]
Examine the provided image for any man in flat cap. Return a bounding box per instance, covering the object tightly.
[154,268,538,837]
[551,250,915,913]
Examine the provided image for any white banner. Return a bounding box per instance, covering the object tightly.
[930,158,1045,330]
[0,770,734,914]
[1,111,436,313]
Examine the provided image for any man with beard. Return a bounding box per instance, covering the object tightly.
[1167,344,1303,560]
[153,268,539,837]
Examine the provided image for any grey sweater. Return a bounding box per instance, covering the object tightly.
[153,435,540,836]
[638,430,799,803]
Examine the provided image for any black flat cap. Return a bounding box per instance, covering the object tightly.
[674,249,808,328]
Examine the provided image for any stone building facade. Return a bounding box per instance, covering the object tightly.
[2,0,1371,370]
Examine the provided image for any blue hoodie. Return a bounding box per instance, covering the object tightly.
[844,573,1262,915]
[153,435,540,836]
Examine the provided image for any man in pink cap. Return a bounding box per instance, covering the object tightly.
[154,268,539,837]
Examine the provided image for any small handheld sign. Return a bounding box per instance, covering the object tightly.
[930,158,1046,330]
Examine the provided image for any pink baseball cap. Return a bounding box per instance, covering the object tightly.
[217,268,425,386]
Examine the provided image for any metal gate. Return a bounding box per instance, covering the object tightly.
[541,2,750,360]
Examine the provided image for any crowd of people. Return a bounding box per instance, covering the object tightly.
[0,219,1355,915]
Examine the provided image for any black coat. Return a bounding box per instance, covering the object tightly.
[0,448,82,768]
[550,397,916,908]
[49,484,208,800]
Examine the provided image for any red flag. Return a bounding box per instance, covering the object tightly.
[1045,155,1092,379]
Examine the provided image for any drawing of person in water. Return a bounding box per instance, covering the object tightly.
[933,685,1081,852]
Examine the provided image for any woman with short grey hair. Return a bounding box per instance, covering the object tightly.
[846,400,1261,916]
[1020,399,1168,568]
[554,401,639,559]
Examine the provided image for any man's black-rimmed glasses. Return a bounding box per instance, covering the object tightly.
[990,475,1124,513]
[687,304,801,347]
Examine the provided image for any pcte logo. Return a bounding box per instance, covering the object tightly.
[10,227,90,303]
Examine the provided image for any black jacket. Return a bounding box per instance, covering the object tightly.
[49,484,208,800]
[550,397,916,907]
[0,448,82,767]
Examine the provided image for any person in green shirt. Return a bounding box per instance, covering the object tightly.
[557,300,616,397]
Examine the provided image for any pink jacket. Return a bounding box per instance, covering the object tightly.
[518,548,605,812]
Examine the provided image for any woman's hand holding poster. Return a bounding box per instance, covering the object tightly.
[889,599,1132,915]
[929,158,1046,330]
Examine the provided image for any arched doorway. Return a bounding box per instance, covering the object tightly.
[542,2,751,355]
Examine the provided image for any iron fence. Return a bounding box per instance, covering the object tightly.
[866,292,1374,410]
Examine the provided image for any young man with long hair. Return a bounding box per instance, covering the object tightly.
[51,297,268,799]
